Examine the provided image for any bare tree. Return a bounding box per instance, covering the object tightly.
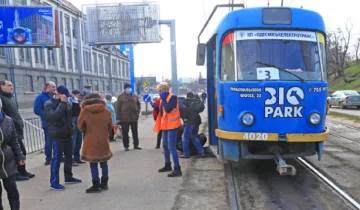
[354,38,360,64]
[327,20,354,83]
[135,75,144,95]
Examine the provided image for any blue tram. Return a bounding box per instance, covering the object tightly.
[196,5,329,175]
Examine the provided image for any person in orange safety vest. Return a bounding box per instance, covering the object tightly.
[152,82,182,177]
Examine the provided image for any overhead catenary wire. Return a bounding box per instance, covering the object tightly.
[201,0,208,34]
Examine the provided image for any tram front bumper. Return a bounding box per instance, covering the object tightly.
[215,127,329,142]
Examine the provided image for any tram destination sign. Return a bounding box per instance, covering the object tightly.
[84,3,161,45]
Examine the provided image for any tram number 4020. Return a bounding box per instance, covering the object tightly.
[242,133,269,140]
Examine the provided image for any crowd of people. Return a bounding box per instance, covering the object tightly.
[0,79,206,209]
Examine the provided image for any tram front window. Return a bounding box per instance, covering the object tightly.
[220,31,326,81]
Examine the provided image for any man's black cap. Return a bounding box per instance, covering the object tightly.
[72,90,81,95]
[84,84,92,88]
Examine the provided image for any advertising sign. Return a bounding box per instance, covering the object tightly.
[0,6,56,47]
[84,2,161,44]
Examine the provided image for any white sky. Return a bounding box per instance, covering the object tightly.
[71,0,360,81]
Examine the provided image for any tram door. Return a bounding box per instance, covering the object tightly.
[206,36,218,147]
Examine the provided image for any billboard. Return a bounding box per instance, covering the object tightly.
[84,2,161,45]
[0,6,56,47]
[179,77,192,84]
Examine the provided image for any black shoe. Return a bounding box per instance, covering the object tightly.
[168,166,182,177]
[155,145,160,149]
[23,171,35,179]
[16,174,29,181]
[197,153,207,158]
[125,148,129,151]
[86,180,101,193]
[158,162,172,172]
[75,160,86,164]
[134,147,142,150]
[44,160,51,166]
[100,176,109,190]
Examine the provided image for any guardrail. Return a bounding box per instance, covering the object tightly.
[22,118,44,154]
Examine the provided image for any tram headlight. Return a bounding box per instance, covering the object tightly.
[241,112,255,126]
[309,112,321,125]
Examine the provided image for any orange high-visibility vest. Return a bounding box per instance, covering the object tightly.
[153,93,181,132]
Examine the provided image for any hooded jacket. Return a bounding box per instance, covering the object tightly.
[0,113,25,179]
[78,98,113,163]
[44,98,74,142]
[0,91,24,139]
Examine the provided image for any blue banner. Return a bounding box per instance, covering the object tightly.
[0,6,55,46]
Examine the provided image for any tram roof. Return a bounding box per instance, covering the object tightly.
[213,7,326,40]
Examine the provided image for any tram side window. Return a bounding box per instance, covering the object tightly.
[221,41,235,81]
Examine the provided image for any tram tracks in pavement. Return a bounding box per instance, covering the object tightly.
[226,157,360,210]
[326,119,360,147]
[297,157,360,210]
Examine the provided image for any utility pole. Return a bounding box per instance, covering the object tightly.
[281,0,284,6]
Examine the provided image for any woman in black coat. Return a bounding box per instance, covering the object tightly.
[0,106,25,209]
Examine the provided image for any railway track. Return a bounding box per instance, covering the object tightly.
[224,120,360,209]
[297,157,360,210]
[226,157,360,210]
[327,119,360,146]
[327,119,360,132]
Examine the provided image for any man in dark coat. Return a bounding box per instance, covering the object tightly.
[0,99,26,209]
[33,81,56,165]
[179,92,206,158]
[0,80,34,181]
[116,83,141,151]
[44,85,81,190]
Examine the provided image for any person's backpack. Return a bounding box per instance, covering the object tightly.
[188,99,205,113]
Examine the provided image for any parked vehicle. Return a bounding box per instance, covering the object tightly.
[328,90,360,109]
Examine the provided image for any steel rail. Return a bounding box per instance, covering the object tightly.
[225,163,239,210]
[297,157,360,210]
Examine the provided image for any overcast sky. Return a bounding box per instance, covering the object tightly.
[71,0,360,81]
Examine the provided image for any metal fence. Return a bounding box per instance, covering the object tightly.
[22,118,44,154]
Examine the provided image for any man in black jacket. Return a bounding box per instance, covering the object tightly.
[0,99,26,210]
[179,92,206,158]
[0,80,34,181]
[45,85,81,191]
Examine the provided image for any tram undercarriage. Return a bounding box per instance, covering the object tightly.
[210,140,324,176]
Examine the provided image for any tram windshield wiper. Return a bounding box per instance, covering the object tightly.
[255,61,305,82]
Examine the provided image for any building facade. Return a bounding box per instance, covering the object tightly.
[0,0,131,108]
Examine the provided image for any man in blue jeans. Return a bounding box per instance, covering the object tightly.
[179,92,206,158]
[34,81,56,165]
[70,90,85,166]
